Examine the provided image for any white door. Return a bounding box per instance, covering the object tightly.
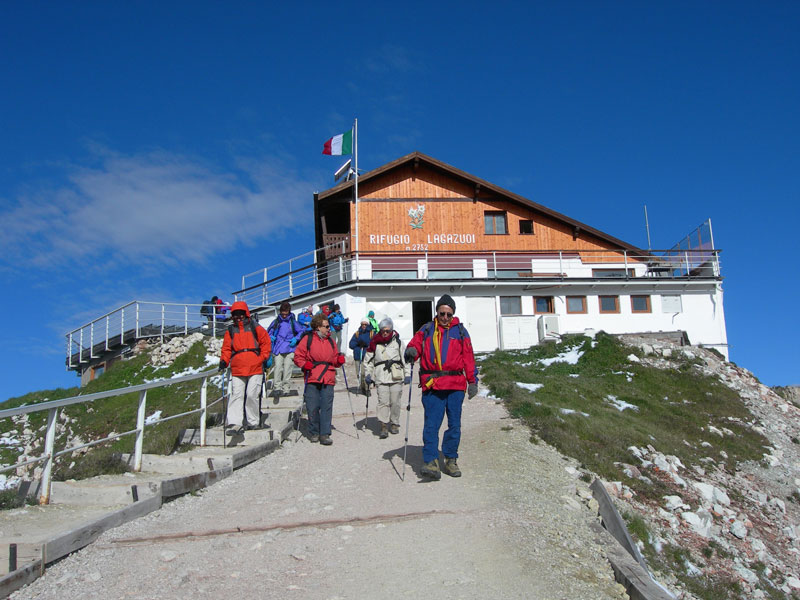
[463,297,498,352]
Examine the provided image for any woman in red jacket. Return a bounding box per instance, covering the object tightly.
[293,314,345,445]
[219,301,271,435]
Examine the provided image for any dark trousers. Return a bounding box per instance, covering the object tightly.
[304,383,334,436]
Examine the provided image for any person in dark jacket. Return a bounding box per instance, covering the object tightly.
[293,314,345,445]
[404,294,478,480]
[219,301,272,435]
[348,319,374,394]
[266,302,302,398]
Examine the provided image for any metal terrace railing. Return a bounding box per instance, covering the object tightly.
[0,368,223,505]
[65,301,231,370]
[233,246,722,308]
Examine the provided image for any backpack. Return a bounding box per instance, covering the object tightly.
[227,319,261,358]
[200,300,214,316]
[420,321,467,341]
[301,330,337,353]
[267,314,299,337]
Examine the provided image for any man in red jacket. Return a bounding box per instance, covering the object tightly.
[404,294,478,480]
[219,301,271,435]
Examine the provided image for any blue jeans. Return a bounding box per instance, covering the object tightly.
[305,383,334,436]
[421,389,464,463]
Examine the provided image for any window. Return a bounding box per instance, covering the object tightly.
[519,219,534,235]
[592,268,634,278]
[661,295,683,313]
[500,296,522,315]
[631,295,651,313]
[534,296,554,314]
[566,296,587,314]
[599,295,620,313]
[484,211,508,235]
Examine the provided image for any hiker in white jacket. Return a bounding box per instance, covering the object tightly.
[364,318,412,439]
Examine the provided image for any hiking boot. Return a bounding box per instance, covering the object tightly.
[379,423,388,439]
[420,460,441,480]
[319,435,333,446]
[442,457,461,477]
[389,423,400,435]
[309,434,320,443]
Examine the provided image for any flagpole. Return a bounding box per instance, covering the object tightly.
[353,118,359,261]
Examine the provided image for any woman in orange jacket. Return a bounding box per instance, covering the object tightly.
[293,313,345,445]
[219,301,272,435]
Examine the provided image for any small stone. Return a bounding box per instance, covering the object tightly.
[730,521,748,539]
[161,550,178,562]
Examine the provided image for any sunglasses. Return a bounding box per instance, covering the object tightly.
[437,311,454,318]
[319,324,330,329]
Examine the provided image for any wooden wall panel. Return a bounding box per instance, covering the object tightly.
[359,165,474,199]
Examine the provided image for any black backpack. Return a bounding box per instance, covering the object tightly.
[200,300,214,316]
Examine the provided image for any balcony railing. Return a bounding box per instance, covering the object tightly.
[232,247,721,308]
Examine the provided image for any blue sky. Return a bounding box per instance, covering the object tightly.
[1,1,798,401]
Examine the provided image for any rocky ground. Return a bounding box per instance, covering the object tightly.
[11,375,628,600]
[610,337,800,598]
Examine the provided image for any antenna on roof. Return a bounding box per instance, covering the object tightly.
[644,205,652,251]
[334,158,353,182]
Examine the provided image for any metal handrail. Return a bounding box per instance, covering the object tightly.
[0,368,224,505]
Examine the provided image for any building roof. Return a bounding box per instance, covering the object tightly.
[317,151,641,252]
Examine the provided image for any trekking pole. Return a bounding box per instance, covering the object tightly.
[401,361,415,481]
[339,366,360,439]
[364,382,370,432]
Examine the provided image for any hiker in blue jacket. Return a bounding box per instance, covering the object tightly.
[297,305,313,333]
[329,304,349,351]
[266,302,303,398]
[349,318,374,394]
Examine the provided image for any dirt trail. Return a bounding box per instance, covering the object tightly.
[12,376,628,600]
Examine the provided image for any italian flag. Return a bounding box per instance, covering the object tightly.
[322,130,353,155]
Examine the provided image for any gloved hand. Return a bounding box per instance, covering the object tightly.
[270,335,276,344]
[365,374,373,386]
[404,347,418,362]
[336,353,346,366]
[467,383,478,399]
[303,361,314,371]
[289,338,298,348]
[264,356,273,369]
[218,360,227,372]
[403,376,412,385]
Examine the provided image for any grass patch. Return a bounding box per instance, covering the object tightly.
[480,333,769,508]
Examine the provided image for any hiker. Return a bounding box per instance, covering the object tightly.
[215,297,229,322]
[297,305,313,333]
[219,301,272,436]
[364,318,411,439]
[404,294,478,480]
[201,296,218,325]
[329,304,349,351]
[349,319,374,394]
[366,310,379,333]
[266,301,302,398]
[293,313,345,445]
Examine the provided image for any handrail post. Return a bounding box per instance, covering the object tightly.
[493,251,497,279]
[121,308,125,345]
[199,377,208,446]
[160,304,165,342]
[559,251,563,279]
[684,251,690,277]
[134,390,147,472]
[105,317,110,351]
[38,408,59,505]
[90,322,95,359]
[68,333,73,369]
[80,328,84,363]
[338,255,344,281]
[184,305,188,335]
[136,302,140,338]
[262,268,268,306]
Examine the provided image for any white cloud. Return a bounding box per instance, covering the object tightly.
[1,149,311,267]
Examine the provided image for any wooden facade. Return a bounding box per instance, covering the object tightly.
[316,152,642,263]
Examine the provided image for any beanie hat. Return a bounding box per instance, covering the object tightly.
[368,310,375,318]
[436,294,456,313]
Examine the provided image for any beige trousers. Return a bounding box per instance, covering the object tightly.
[229,375,263,427]
[376,382,403,426]
[273,353,295,393]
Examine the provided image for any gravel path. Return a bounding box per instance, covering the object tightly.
[12,378,628,600]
